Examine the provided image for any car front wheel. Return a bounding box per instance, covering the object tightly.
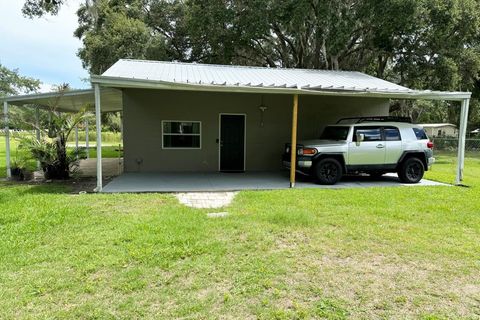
[313,158,343,185]
[398,157,424,183]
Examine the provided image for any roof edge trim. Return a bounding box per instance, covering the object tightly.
[91,75,472,101]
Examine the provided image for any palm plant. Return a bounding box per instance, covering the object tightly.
[13,87,93,179]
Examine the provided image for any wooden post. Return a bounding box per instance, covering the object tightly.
[456,98,470,185]
[290,94,299,188]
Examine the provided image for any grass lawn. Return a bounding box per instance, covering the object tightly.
[0,147,479,318]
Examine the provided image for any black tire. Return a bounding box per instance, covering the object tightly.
[398,157,424,183]
[313,158,343,185]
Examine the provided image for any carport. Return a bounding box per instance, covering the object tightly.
[1,59,472,192]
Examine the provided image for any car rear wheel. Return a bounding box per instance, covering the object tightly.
[398,157,424,183]
[313,158,343,185]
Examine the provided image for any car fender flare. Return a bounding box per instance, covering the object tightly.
[397,151,428,171]
[312,153,347,173]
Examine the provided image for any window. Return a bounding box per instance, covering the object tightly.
[162,121,201,149]
[384,127,401,141]
[413,128,428,140]
[353,127,382,142]
[320,126,350,141]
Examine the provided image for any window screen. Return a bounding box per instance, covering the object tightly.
[162,121,201,148]
[384,127,401,141]
[353,127,382,141]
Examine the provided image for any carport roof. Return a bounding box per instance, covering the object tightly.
[1,87,122,112]
[91,59,471,101]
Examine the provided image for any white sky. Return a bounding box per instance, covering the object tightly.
[0,0,89,92]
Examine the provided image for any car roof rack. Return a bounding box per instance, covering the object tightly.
[336,116,412,124]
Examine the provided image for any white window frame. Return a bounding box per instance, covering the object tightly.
[161,120,202,149]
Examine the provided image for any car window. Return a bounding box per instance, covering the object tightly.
[413,128,428,140]
[353,127,382,142]
[384,127,401,141]
[320,126,350,140]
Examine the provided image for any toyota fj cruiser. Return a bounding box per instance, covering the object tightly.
[282,116,435,185]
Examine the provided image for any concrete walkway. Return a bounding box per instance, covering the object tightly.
[176,192,237,208]
[102,171,447,193]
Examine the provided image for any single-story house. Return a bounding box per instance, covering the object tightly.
[1,59,472,191]
[419,123,458,137]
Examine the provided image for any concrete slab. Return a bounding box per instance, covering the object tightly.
[102,171,448,193]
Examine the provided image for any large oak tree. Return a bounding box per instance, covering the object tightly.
[22,0,480,126]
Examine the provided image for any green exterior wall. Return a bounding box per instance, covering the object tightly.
[122,89,389,172]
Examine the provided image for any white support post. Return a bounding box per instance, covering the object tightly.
[94,84,103,192]
[85,119,90,159]
[119,112,123,141]
[75,126,79,160]
[455,98,470,185]
[3,101,11,179]
[35,106,41,170]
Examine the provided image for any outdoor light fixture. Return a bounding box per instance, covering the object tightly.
[135,157,143,172]
[258,96,268,127]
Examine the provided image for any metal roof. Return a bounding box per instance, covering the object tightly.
[91,59,471,101]
[102,59,409,91]
[418,123,457,128]
[1,88,122,112]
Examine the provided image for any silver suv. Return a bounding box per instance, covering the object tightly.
[283,117,435,185]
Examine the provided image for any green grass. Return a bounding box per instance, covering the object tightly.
[0,147,479,318]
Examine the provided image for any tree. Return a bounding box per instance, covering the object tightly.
[0,63,40,96]
[22,0,65,18]
[20,0,480,128]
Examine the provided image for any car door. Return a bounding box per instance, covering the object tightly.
[348,126,386,165]
[384,126,403,164]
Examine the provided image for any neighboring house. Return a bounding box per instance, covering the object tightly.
[418,123,458,137]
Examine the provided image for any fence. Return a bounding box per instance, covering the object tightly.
[432,137,480,154]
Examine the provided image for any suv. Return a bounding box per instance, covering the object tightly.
[282,116,435,185]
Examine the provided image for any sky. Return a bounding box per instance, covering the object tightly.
[0,0,89,92]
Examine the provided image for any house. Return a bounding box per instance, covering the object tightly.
[418,123,458,137]
[1,59,472,191]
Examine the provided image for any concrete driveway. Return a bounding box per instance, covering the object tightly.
[102,171,447,193]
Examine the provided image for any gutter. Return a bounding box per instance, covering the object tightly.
[90,75,472,102]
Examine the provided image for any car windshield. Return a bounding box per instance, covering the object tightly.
[320,126,350,140]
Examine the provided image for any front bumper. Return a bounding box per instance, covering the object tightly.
[282,154,313,172]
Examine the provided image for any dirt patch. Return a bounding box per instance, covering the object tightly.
[280,248,480,318]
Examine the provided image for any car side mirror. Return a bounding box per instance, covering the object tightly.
[356,133,365,146]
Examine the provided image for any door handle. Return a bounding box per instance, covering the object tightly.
[376,144,385,149]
